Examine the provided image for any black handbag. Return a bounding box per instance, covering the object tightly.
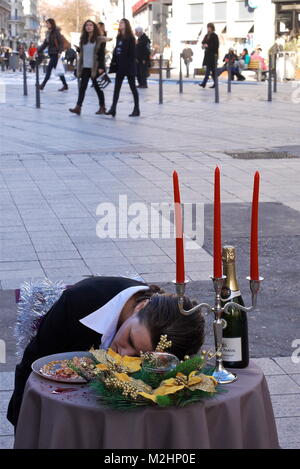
[96,72,111,89]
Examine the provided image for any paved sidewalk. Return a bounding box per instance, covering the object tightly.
[1,357,299,449]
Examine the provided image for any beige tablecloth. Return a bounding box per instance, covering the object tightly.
[14,361,279,449]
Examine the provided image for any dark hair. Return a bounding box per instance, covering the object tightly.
[137,294,205,360]
[207,23,215,32]
[80,20,99,45]
[118,18,135,40]
[98,22,107,36]
[46,18,57,30]
[243,48,249,54]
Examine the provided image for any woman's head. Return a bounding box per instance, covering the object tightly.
[98,22,107,36]
[46,18,56,31]
[110,294,205,359]
[80,20,99,44]
[118,19,135,39]
[243,48,249,56]
[207,23,215,33]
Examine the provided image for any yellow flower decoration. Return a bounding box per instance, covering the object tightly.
[139,371,217,403]
[90,348,142,373]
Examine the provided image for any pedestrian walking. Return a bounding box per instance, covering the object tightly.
[38,18,69,92]
[28,43,37,72]
[135,27,151,88]
[4,49,10,70]
[199,23,219,89]
[106,19,140,117]
[69,20,107,116]
[182,44,193,78]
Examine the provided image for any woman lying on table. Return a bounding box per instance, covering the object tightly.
[7,276,205,427]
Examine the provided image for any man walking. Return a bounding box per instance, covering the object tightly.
[182,44,193,78]
[135,27,151,89]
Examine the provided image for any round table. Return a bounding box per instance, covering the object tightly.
[14,361,279,449]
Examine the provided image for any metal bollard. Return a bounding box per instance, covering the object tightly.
[227,63,231,93]
[159,54,163,104]
[268,54,272,102]
[23,57,28,96]
[35,61,41,108]
[214,55,219,103]
[273,54,277,93]
[179,54,183,94]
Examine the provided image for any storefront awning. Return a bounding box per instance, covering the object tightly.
[227,22,254,38]
[132,0,158,15]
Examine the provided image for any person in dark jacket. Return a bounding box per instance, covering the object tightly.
[38,18,68,92]
[135,26,151,88]
[7,276,205,427]
[199,23,219,89]
[69,20,108,116]
[106,19,140,117]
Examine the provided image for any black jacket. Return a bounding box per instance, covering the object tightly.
[38,28,64,55]
[7,276,147,427]
[136,33,151,64]
[202,32,219,67]
[110,36,137,76]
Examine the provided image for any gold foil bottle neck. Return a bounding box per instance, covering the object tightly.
[222,245,236,264]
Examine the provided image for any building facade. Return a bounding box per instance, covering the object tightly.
[171,0,277,67]
[22,0,39,46]
[8,0,26,49]
[0,0,10,47]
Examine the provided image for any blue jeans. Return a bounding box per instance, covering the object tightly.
[41,54,67,87]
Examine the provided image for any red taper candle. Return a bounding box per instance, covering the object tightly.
[173,171,185,284]
[214,167,222,278]
[250,172,260,280]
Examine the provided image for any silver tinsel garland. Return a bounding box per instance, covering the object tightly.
[15,278,66,359]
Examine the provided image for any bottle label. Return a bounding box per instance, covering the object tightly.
[222,337,242,362]
[221,288,241,302]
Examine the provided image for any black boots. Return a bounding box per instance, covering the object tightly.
[105,108,116,117]
[129,108,140,117]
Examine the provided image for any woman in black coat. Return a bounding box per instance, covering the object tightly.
[38,18,68,92]
[199,23,219,89]
[106,19,140,117]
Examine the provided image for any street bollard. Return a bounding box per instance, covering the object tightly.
[268,54,272,102]
[23,57,28,96]
[159,54,163,104]
[179,54,183,94]
[273,54,277,93]
[214,55,219,103]
[227,63,231,93]
[35,61,41,108]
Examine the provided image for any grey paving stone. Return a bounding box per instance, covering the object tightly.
[290,374,300,386]
[266,375,300,395]
[271,394,300,418]
[0,413,14,437]
[0,436,14,449]
[252,358,287,376]
[0,392,11,413]
[0,372,14,391]
[37,251,82,261]
[276,417,300,449]
[274,357,300,374]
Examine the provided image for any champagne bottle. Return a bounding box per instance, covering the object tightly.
[221,245,249,368]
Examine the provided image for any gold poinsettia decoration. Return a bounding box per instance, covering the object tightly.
[139,371,218,403]
[90,348,142,374]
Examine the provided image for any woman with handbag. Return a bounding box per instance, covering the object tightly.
[69,20,108,116]
[106,19,140,117]
[38,18,68,92]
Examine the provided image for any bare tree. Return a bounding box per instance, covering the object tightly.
[39,0,96,37]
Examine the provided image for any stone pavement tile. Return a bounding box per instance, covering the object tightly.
[43,267,91,279]
[266,375,300,395]
[40,259,88,270]
[0,392,11,413]
[0,373,14,391]
[77,247,122,259]
[141,273,175,283]
[0,277,45,290]
[0,261,41,272]
[85,257,132,269]
[274,357,300,374]
[276,417,300,449]
[252,358,287,376]
[271,394,300,418]
[187,272,214,281]
[290,374,300,386]
[0,250,38,262]
[126,255,174,265]
[0,268,45,281]
[131,263,175,274]
[0,413,14,437]
[0,436,14,449]
[37,251,82,261]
